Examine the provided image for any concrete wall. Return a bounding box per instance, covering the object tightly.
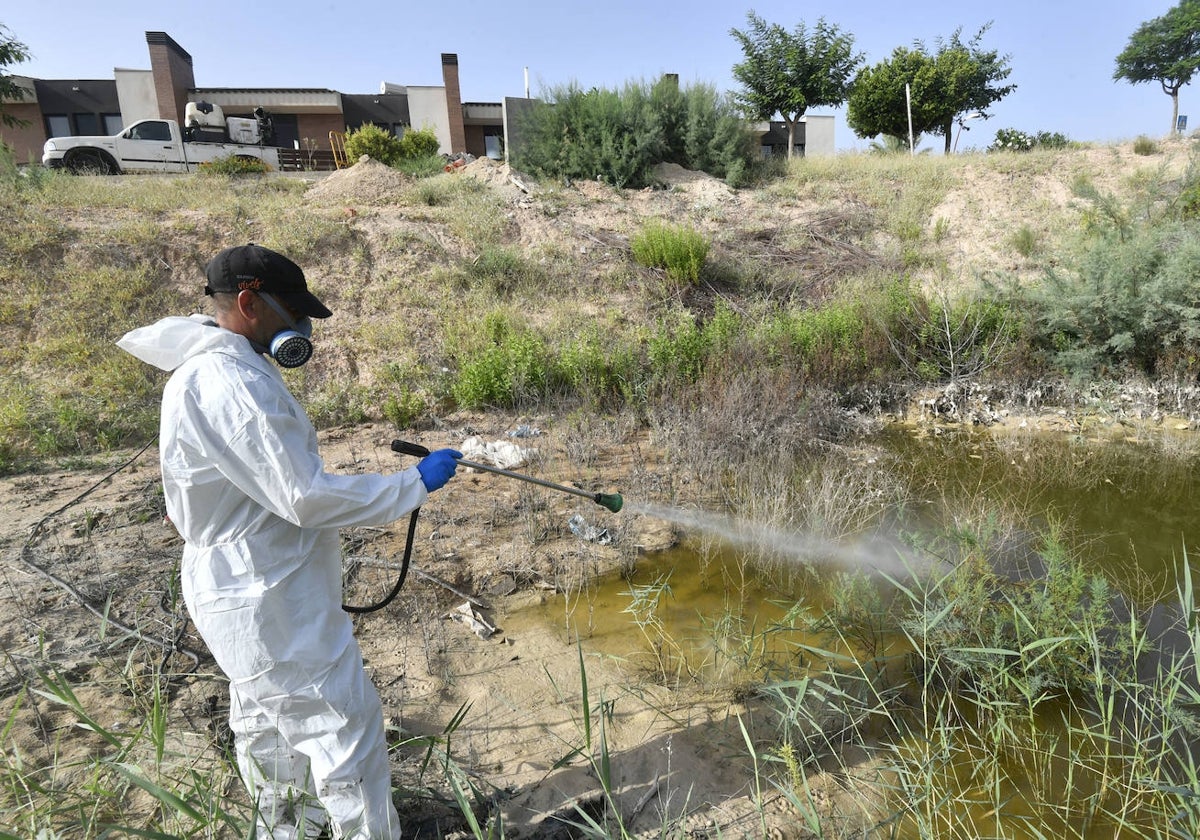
[408,85,451,154]
[115,69,158,125]
[802,115,835,157]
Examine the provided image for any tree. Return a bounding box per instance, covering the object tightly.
[729,11,862,159]
[846,24,1015,153]
[1115,0,1200,135]
[0,24,32,129]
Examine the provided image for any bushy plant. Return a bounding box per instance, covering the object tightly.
[1132,134,1158,155]
[901,523,1131,704]
[451,315,556,408]
[343,123,403,166]
[1024,221,1200,377]
[630,220,709,285]
[988,129,1072,153]
[200,154,271,175]
[398,126,440,160]
[988,128,1035,152]
[512,78,756,188]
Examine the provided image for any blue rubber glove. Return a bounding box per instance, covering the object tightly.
[417,449,462,492]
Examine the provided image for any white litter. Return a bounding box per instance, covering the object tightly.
[447,601,497,639]
[460,435,535,469]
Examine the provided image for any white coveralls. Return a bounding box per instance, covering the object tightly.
[119,315,425,839]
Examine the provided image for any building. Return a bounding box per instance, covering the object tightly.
[0,30,835,168]
[754,117,835,158]
[0,31,511,168]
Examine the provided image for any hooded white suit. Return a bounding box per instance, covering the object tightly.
[119,315,423,839]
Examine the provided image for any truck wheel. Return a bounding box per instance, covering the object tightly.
[65,150,118,175]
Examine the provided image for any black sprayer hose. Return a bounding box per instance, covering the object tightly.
[341,506,420,614]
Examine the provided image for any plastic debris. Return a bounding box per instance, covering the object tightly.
[568,514,612,545]
[447,601,497,639]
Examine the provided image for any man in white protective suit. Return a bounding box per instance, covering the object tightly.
[118,243,461,839]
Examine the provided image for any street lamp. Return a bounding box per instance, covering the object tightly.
[953,112,983,153]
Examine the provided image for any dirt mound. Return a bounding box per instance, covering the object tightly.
[305,155,409,205]
[650,161,736,203]
[456,156,538,204]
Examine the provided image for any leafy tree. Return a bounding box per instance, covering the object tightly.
[847,24,1015,153]
[1114,0,1200,134]
[729,12,862,159]
[0,24,32,130]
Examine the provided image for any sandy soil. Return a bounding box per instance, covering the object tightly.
[5,411,859,837]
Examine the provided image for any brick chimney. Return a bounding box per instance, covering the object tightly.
[146,32,195,123]
[441,53,466,154]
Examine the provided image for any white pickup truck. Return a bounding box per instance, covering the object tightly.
[43,104,282,174]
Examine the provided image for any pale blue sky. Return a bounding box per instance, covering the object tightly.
[3,0,1187,151]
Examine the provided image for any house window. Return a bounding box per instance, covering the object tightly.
[103,114,123,135]
[75,113,100,136]
[46,115,69,138]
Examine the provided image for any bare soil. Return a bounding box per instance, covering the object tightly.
[4,142,1196,838]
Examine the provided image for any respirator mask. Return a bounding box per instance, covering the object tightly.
[257,293,314,368]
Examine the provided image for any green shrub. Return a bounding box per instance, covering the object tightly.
[989,128,1035,153]
[511,78,755,188]
[452,316,555,409]
[1023,221,1200,377]
[344,123,403,166]
[201,155,271,175]
[1008,224,1039,257]
[902,523,1131,704]
[630,220,709,285]
[1132,134,1158,156]
[464,246,547,297]
[398,127,440,160]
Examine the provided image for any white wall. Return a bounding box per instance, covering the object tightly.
[114,69,158,126]
[407,85,450,154]
[802,115,835,157]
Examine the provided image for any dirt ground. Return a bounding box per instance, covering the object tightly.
[3,410,873,837]
[4,142,1196,837]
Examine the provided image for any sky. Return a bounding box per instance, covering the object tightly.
[1,0,1189,152]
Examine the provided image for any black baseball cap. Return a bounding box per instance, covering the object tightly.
[204,243,332,319]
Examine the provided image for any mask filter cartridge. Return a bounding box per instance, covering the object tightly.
[270,326,313,368]
[259,293,314,368]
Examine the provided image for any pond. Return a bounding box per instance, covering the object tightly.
[518,423,1200,838]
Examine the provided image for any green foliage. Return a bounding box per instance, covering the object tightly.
[630,220,710,286]
[1133,134,1159,155]
[199,154,271,175]
[902,523,1132,704]
[848,24,1015,153]
[397,126,440,159]
[729,12,862,157]
[1008,224,1040,257]
[1115,0,1200,133]
[462,245,548,297]
[0,24,31,129]
[344,123,403,166]
[645,303,742,390]
[511,78,756,188]
[452,314,555,409]
[988,128,1073,152]
[1023,220,1200,377]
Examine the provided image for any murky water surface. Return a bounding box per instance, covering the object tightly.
[516,424,1200,837]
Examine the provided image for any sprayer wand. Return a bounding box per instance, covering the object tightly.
[391,440,623,513]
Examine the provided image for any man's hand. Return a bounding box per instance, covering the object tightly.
[417,449,462,492]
